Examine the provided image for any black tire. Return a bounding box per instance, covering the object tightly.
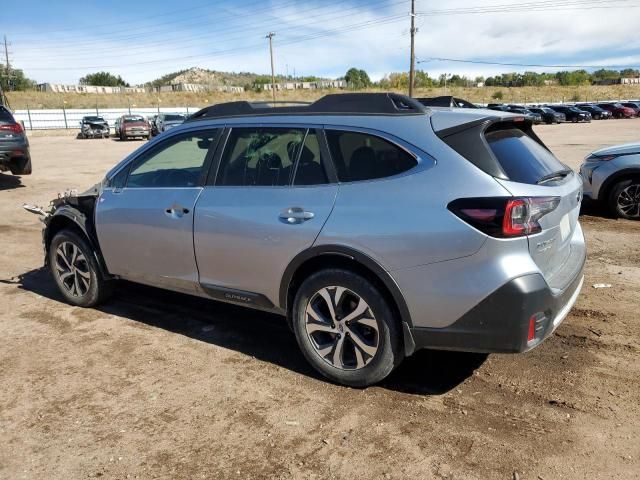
[572,117,578,123]
[120,131,126,141]
[608,178,640,220]
[291,269,403,387]
[49,229,113,307]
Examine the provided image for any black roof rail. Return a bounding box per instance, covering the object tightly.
[186,93,426,121]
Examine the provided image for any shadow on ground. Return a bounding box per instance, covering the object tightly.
[579,198,613,219]
[5,267,486,395]
[0,173,24,191]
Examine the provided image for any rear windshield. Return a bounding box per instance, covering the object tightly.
[123,116,144,123]
[164,114,185,121]
[0,107,14,123]
[485,128,567,184]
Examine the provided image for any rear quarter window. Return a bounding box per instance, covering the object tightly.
[325,130,417,182]
[485,127,567,184]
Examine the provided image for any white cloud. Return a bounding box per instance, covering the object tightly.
[9,0,640,84]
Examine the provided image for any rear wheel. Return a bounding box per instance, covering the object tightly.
[292,269,402,387]
[49,229,112,307]
[609,178,640,220]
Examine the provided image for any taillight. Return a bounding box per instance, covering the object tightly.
[0,123,23,134]
[448,197,560,238]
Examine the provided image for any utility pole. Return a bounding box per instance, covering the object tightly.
[1,36,11,106]
[266,32,276,102]
[408,0,416,97]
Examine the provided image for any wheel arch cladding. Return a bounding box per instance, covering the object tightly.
[45,210,110,278]
[279,246,416,355]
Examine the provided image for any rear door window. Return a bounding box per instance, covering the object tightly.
[216,127,305,187]
[293,130,329,186]
[485,127,567,184]
[325,130,417,182]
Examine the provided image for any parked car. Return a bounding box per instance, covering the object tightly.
[25,93,585,387]
[506,107,543,124]
[547,105,591,123]
[621,102,640,117]
[79,116,110,139]
[580,142,640,219]
[0,105,31,176]
[148,115,159,136]
[117,115,150,141]
[528,107,565,124]
[156,113,186,134]
[574,104,612,120]
[597,103,635,119]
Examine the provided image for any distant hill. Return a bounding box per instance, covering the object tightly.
[146,67,329,89]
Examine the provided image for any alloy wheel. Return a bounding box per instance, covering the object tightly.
[617,184,640,218]
[54,241,91,297]
[304,286,379,370]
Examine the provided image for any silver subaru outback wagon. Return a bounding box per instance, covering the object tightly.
[28,93,585,387]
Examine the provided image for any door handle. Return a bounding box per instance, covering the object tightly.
[279,207,315,224]
[165,205,190,218]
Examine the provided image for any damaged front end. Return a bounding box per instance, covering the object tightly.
[22,183,109,274]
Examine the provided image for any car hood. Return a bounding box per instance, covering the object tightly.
[592,142,640,157]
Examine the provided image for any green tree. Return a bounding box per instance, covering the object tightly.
[79,71,130,87]
[344,68,371,89]
[491,90,504,100]
[0,65,36,91]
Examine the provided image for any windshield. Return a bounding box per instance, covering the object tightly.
[164,114,185,121]
[84,116,105,122]
[123,116,145,123]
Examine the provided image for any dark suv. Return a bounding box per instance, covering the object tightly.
[547,105,591,123]
[0,106,31,176]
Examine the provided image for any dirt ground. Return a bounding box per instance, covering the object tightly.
[1,120,639,480]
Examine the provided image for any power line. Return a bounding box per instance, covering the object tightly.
[415,0,638,15]
[418,57,640,69]
[20,13,408,71]
[15,0,404,57]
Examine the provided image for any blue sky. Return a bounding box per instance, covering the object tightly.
[2,0,640,85]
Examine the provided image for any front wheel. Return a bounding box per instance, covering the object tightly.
[292,269,402,387]
[49,229,112,307]
[609,179,640,220]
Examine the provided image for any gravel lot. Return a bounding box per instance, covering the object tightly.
[1,120,639,479]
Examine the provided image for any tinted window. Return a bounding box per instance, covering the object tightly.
[164,114,185,121]
[124,116,144,123]
[127,130,217,188]
[485,128,567,184]
[217,128,305,186]
[0,107,14,123]
[325,130,417,182]
[293,131,328,186]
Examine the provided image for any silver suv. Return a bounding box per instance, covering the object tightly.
[580,142,640,219]
[28,94,585,387]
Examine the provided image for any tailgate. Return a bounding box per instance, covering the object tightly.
[496,173,583,288]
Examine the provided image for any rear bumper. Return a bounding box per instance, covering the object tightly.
[408,252,585,354]
[0,143,32,175]
[122,130,149,137]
